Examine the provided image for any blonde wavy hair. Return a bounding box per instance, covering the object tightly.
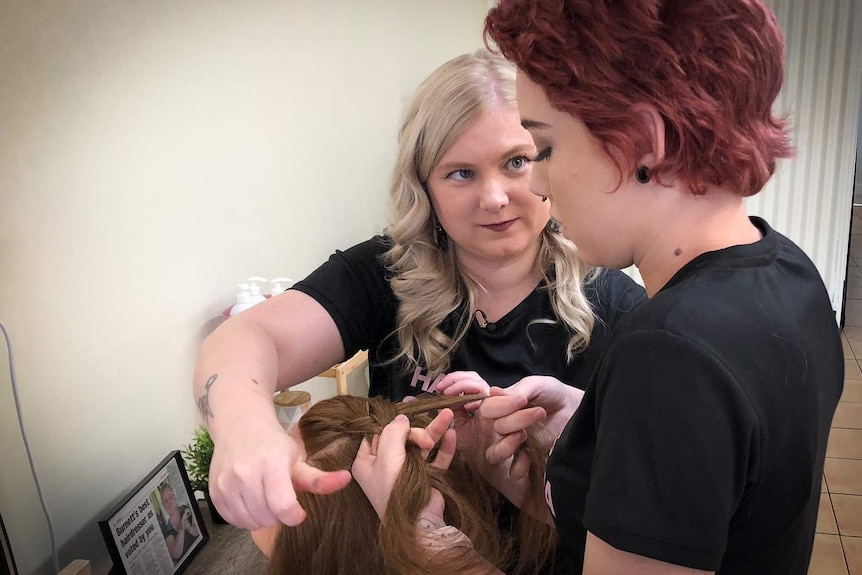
[385,49,596,375]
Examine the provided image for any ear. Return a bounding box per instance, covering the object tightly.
[630,103,665,166]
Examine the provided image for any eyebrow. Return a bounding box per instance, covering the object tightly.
[521,119,551,129]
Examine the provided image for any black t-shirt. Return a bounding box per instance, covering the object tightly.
[160,505,196,564]
[292,235,646,400]
[545,218,844,574]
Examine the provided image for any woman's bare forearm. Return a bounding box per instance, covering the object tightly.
[193,318,283,440]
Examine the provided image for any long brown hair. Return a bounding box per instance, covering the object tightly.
[267,394,556,575]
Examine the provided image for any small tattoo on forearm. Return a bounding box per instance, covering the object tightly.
[197,374,217,426]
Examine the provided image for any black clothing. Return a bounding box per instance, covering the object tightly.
[160,505,196,564]
[294,235,644,575]
[293,235,646,399]
[545,218,843,573]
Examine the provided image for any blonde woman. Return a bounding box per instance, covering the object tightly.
[192,49,645,536]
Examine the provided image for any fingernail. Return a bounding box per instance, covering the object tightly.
[394,414,408,424]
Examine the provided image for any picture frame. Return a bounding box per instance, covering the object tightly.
[98,451,208,575]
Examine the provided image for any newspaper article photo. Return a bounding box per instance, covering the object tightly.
[99,451,208,575]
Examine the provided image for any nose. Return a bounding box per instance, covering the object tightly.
[529,161,550,200]
[478,175,510,212]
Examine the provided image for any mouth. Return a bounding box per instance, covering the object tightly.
[481,219,517,232]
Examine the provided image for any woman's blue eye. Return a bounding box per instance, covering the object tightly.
[508,156,530,170]
[447,169,473,181]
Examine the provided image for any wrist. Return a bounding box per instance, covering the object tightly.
[207,393,283,441]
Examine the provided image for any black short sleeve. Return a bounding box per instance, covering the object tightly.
[583,329,757,570]
[290,236,397,358]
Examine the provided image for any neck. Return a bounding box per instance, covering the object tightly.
[634,187,760,297]
[455,242,543,322]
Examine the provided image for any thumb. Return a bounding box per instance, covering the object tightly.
[490,384,532,401]
[493,377,546,403]
[377,414,410,457]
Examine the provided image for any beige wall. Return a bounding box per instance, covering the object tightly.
[0,2,487,573]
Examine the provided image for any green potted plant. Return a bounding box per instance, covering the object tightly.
[182,425,226,524]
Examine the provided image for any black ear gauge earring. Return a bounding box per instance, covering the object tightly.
[541,196,548,202]
[635,165,651,184]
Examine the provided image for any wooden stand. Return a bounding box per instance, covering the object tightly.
[58,560,91,575]
[317,349,368,395]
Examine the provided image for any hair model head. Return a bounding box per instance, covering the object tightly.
[385,48,596,375]
[267,393,555,575]
[486,0,792,196]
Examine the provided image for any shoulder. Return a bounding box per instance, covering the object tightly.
[596,313,759,433]
[291,234,397,323]
[585,268,647,324]
[603,327,742,385]
[558,298,765,438]
[335,235,393,266]
[295,235,393,289]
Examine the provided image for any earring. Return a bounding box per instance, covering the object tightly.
[546,218,562,233]
[434,222,448,252]
[635,165,650,184]
[541,196,548,202]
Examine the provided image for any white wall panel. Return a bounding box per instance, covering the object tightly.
[749,0,862,322]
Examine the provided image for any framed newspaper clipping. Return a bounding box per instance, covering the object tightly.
[99,451,208,575]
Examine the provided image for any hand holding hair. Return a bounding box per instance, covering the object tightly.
[435,371,494,457]
[479,376,583,469]
[272,394,556,574]
[352,409,456,519]
[435,370,492,412]
[467,376,582,524]
[208,419,352,530]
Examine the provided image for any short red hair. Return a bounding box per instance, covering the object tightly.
[485,0,793,196]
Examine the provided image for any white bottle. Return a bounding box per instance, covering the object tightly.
[229,284,257,316]
[247,276,268,304]
[270,277,294,296]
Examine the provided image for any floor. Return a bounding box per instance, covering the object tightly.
[808,206,862,574]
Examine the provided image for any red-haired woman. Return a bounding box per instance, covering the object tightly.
[368,1,845,574]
